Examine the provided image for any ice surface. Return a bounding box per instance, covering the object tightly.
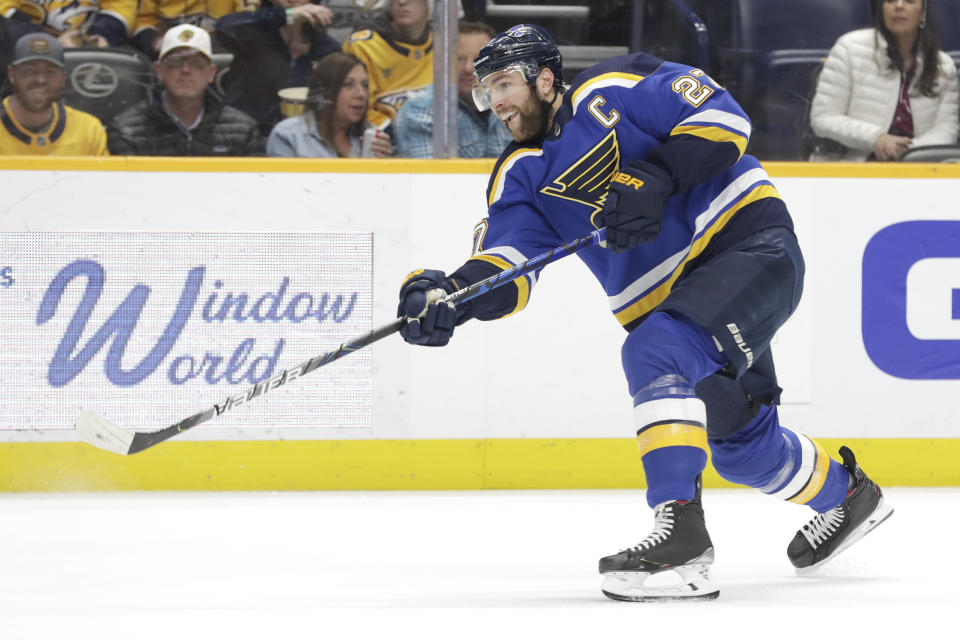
[0,488,954,639]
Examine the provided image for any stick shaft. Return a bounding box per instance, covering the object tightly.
[110,228,605,454]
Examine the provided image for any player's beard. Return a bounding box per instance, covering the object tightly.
[509,87,555,143]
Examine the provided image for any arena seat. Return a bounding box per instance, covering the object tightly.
[714,0,872,158]
[934,0,960,53]
[61,48,156,126]
[638,0,712,73]
[900,144,960,162]
[210,52,234,100]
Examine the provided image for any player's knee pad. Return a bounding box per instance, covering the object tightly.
[694,373,756,440]
[695,348,783,440]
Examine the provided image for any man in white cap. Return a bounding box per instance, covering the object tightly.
[107,23,263,155]
[0,32,107,155]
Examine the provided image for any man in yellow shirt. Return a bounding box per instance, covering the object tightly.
[1,33,107,155]
[342,0,433,129]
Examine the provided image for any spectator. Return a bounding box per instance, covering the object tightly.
[267,51,391,157]
[0,0,136,47]
[215,0,340,134]
[395,21,511,158]
[0,33,107,155]
[810,0,958,161]
[342,0,433,129]
[107,24,263,155]
[131,0,257,58]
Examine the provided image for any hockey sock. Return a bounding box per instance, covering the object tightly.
[621,313,728,508]
[709,404,849,513]
[634,374,709,507]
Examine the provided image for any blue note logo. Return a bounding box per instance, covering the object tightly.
[862,220,960,379]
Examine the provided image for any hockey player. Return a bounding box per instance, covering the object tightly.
[396,24,893,601]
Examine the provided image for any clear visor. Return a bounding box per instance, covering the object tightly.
[472,64,536,111]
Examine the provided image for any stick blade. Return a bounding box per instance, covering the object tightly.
[74,409,135,455]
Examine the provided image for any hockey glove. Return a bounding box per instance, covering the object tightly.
[398,269,458,347]
[599,161,673,253]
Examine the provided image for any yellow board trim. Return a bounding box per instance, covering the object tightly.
[468,254,530,317]
[2,158,960,180]
[0,156,499,175]
[670,124,748,158]
[789,440,833,505]
[614,183,781,326]
[1,438,958,491]
[636,423,709,457]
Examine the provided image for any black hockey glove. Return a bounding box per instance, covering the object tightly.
[599,161,673,253]
[397,269,458,347]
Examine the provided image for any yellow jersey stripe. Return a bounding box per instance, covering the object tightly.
[571,72,646,115]
[468,254,530,317]
[670,124,748,158]
[789,440,833,505]
[613,183,781,326]
[401,269,426,287]
[488,147,542,207]
[637,423,709,457]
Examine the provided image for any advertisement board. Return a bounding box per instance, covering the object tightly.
[1,160,958,489]
[1,230,373,432]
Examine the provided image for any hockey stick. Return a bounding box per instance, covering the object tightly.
[74,227,607,455]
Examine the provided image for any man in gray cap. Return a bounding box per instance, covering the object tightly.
[1,32,107,155]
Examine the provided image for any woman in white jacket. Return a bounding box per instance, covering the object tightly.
[810,0,958,161]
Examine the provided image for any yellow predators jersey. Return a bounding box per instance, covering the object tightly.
[0,0,137,35]
[0,97,108,156]
[133,0,256,35]
[342,28,432,128]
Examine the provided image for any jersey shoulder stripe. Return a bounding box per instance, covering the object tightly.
[487,142,542,207]
[568,53,664,116]
[568,53,664,100]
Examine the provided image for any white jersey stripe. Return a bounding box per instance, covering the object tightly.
[767,433,816,500]
[633,396,707,429]
[480,245,539,289]
[676,109,752,138]
[606,167,771,310]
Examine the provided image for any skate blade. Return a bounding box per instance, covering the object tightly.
[601,564,719,602]
[797,498,895,574]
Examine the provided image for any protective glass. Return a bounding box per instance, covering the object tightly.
[472,64,536,111]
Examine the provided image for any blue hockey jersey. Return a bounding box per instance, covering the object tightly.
[449,52,792,330]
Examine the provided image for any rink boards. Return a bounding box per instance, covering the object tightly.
[1,158,958,490]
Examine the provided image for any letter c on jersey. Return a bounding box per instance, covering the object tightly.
[862,220,960,379]
[587,95,620,128]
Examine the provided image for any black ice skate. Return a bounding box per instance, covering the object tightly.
[787,446,894,571]
[599,496,719,602]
